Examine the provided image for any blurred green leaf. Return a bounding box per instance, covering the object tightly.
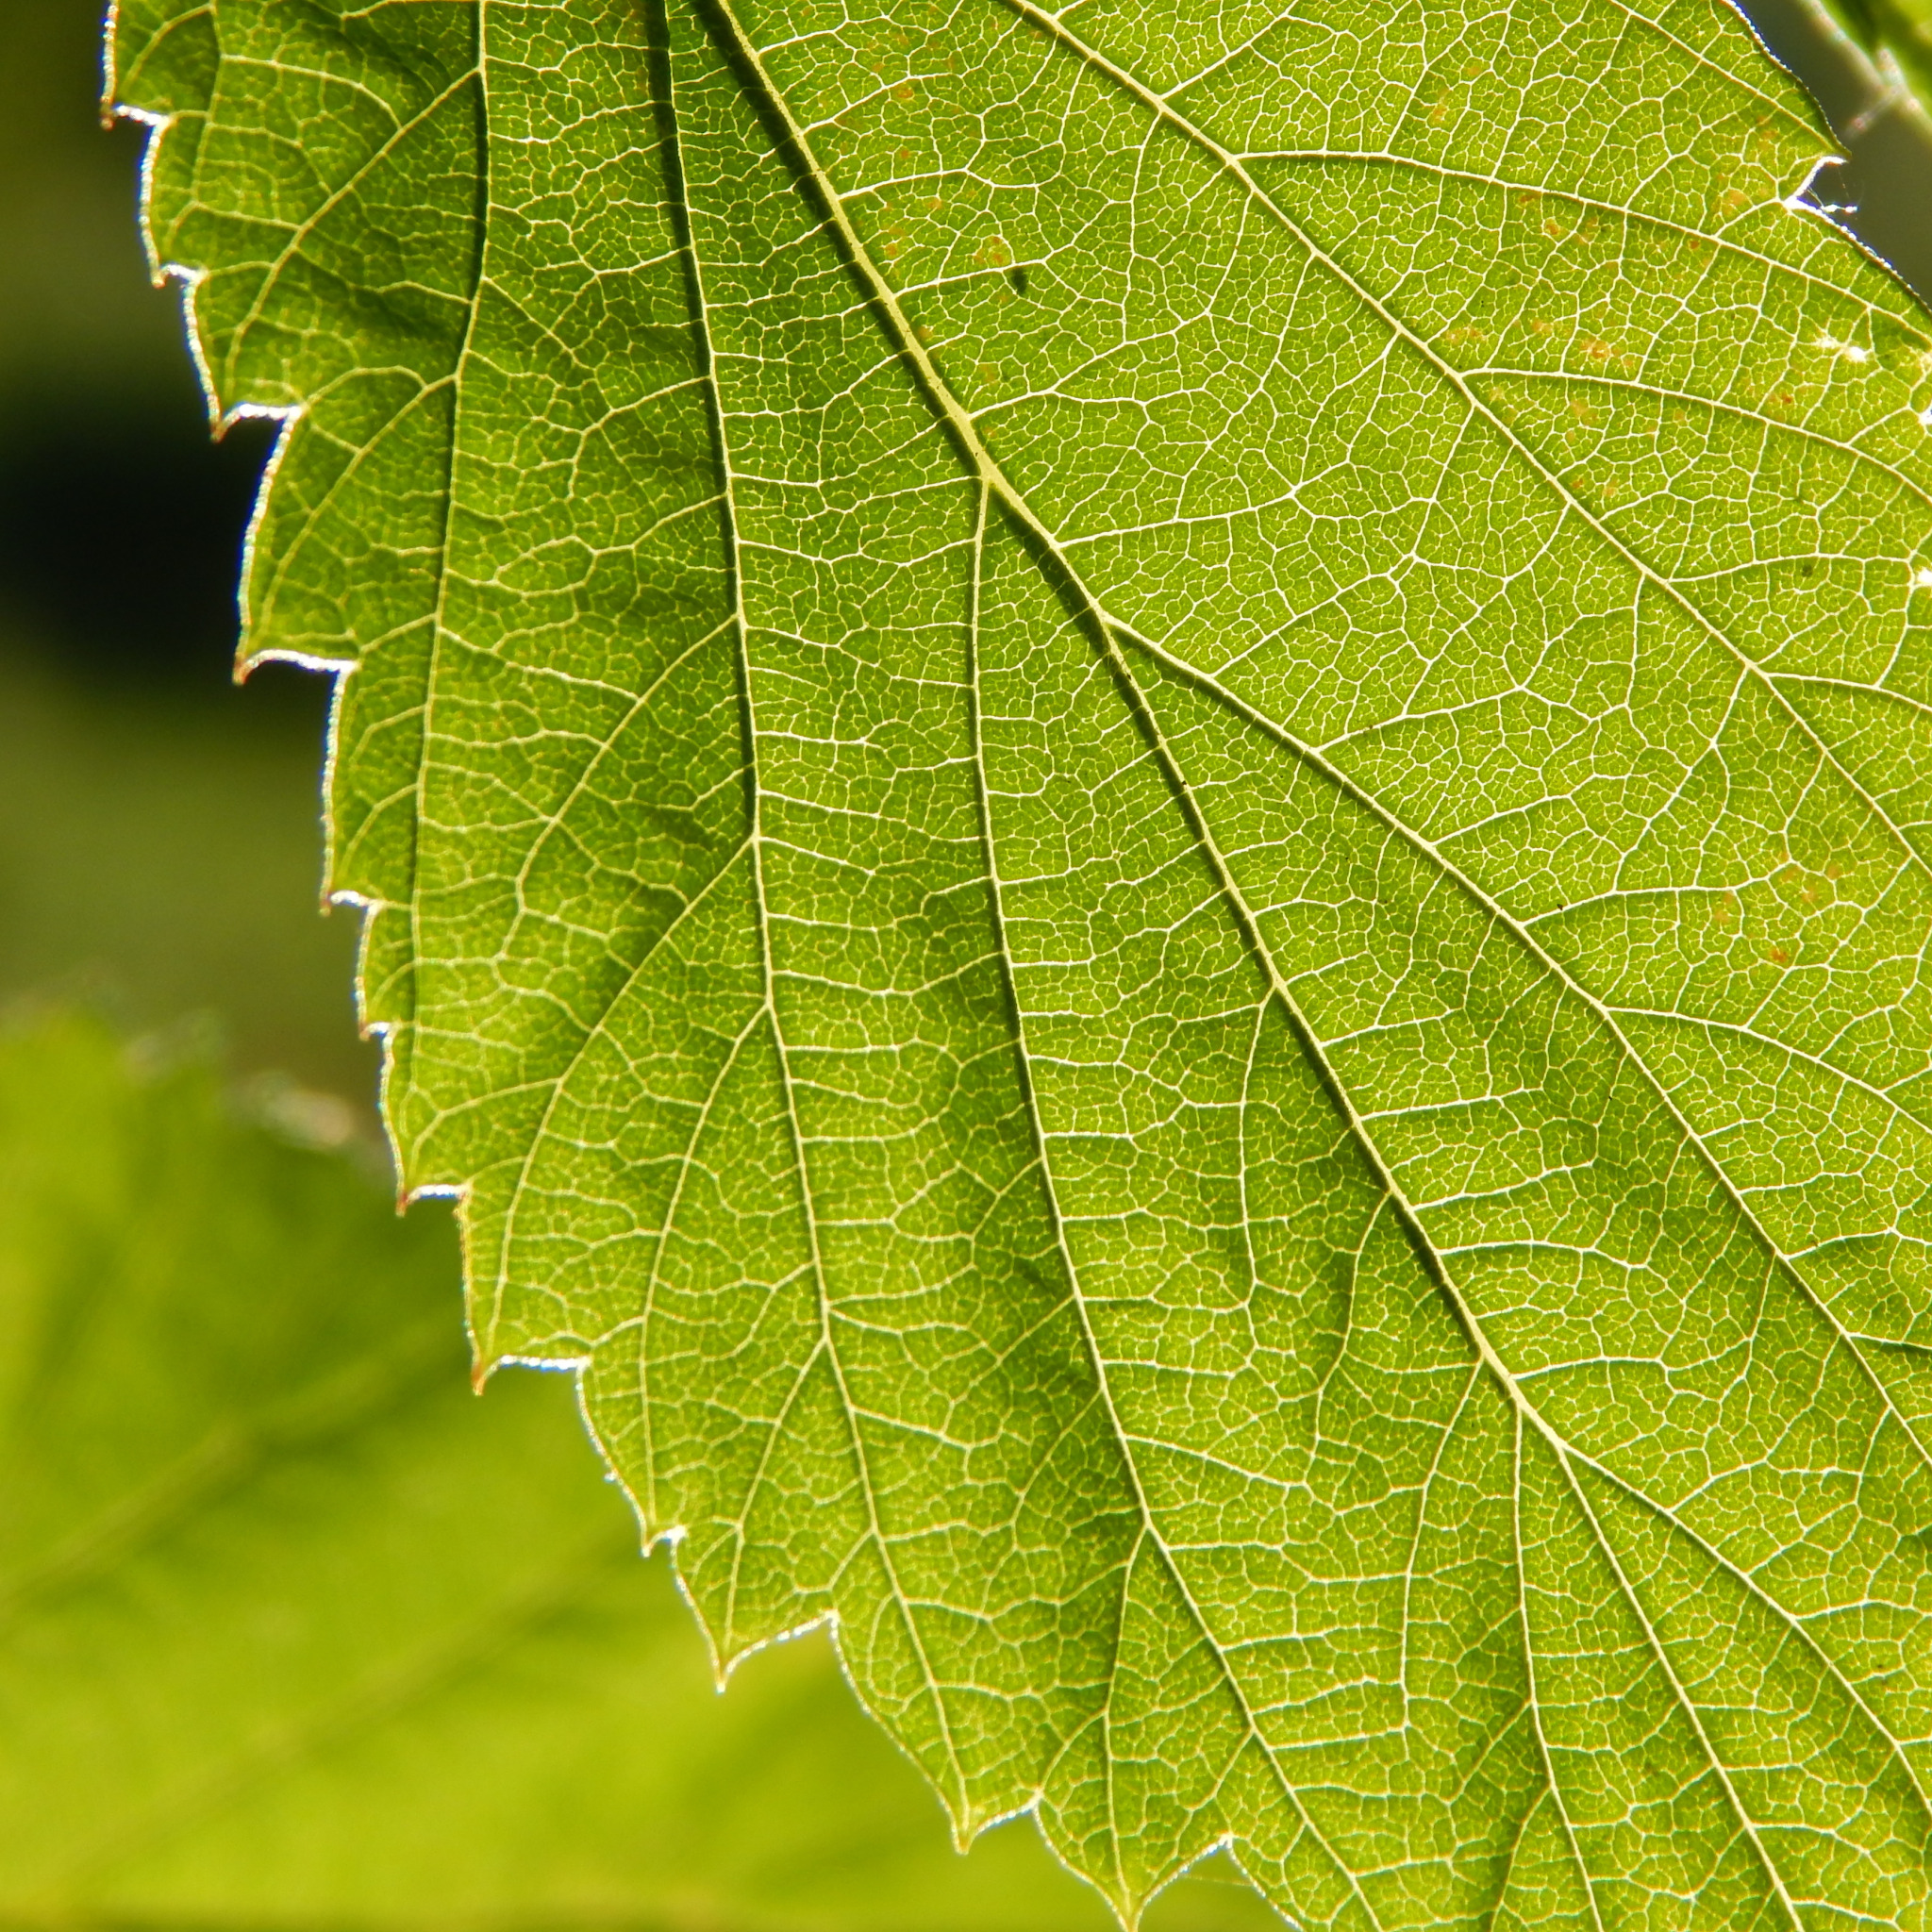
[0,1013,1269,1930]
[1813,0,1932,119]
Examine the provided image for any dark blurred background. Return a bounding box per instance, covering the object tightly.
[0,0,374,1105]
[0,0,1928,1115]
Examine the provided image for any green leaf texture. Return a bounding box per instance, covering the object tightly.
[1,1011,1284,1930]
[112,0,1932,1924]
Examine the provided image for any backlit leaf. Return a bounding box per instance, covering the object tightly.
[111,0,1932,1924]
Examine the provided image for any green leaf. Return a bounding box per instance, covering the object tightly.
[1809,0,1932,122]
[0,1010,1280,1928]
[111,0,1932,1924]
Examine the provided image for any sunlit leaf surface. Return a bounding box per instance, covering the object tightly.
[113,0,1932,1922]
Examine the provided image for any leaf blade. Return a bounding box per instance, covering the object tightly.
[112,0,1932,1922]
